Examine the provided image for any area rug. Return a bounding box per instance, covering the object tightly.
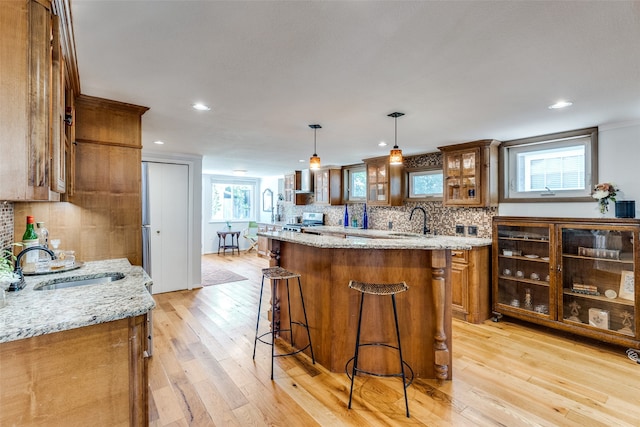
[201,267,248,286]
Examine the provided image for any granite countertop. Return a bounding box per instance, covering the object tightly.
[258,226,492,250]
[0,258,155,344]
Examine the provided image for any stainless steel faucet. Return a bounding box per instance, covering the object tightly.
[409,206,430,235]
[9,245,56,291]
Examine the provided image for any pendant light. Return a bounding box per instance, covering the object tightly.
[309,124,322,170]
[388,112,405,165]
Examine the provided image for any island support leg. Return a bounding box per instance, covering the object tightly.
[431,249,449,382]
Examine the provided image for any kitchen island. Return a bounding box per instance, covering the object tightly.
[259,228,491,381]
[0,258,155,426]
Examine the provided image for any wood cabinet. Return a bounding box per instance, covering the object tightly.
[0,315,149,426]
[438,139,500,207]
[284,171,309,205]
[257,223,281,257]
[67,95,148,264]
[0,0,77,201]
[314,167,342,205]
[451,246,491,324]
[364,156,403,206]
[493,216,639,348]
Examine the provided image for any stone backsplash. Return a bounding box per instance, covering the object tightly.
[279,152,496,238]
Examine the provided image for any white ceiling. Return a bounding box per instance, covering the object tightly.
[71,0,640,177]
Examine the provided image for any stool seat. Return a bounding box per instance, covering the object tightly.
[253,266,315,380]
[347,279,413,417]
[349,280,408,295]
[262,266,301,280]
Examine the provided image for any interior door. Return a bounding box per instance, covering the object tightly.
[148,162,189,294]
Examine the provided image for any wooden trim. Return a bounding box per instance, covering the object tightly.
[77,94,150,115]
[76,137,144,149]
[51,0,80,95]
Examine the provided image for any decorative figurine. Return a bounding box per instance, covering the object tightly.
[567,300,582,323]
[618,311,634,335]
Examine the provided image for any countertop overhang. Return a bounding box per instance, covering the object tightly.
[258,226,491,250]
[0,258,155,343]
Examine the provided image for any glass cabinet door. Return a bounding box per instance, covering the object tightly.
[560,226,636,338]
[495,224,553,318]
[444,148,480,205]
[367,162,388,204]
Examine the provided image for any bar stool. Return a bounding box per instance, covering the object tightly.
[253,266,315,380]
[345,280,414,418]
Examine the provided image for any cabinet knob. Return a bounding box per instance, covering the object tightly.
[156,230,160,234]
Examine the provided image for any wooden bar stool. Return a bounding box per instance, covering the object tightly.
[253,266,315,379]
[345,279,414,418]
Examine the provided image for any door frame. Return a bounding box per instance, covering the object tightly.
[142,153,202,290]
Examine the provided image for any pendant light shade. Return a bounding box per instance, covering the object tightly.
[309,124,322,170]
[388,112,405,165]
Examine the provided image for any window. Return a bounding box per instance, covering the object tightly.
[209,178,258,221]
[408,169,443,199]
[501,127,598,201]
[343,165,366,201]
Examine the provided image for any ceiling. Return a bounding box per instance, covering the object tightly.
[71,1,640,178]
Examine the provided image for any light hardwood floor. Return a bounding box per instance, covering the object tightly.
[148,252,640,426]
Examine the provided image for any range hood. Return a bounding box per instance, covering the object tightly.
[295,169,314,193]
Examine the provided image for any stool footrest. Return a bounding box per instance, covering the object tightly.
[345,357,414,388]
[256,329,313,358]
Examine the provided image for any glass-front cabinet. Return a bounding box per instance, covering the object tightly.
[438,139,500,207]
[494,221,554,319]
[493,216,639,348]
[560,225,636,339]
[363,156,403,206]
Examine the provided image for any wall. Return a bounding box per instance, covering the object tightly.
[498,121,640,218]
[201,174,280,254]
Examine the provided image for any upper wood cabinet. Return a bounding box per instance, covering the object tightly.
[364,156,403,206]
[438,139,500,207]
[0,0,78,201]
[314,167,342,205]
[284,171,309,205]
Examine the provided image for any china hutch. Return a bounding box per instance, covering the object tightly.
[493,216,639,347]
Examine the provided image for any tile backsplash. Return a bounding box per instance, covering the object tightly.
[0,202,14,249]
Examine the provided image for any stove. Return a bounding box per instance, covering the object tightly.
[282,212,324,232]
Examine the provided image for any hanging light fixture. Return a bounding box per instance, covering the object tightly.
[309,124,322,170]
[388,112,405,165]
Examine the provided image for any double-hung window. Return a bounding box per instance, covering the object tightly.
[343,165,366,202]
[209,177,258,221]
[501,127,598,201]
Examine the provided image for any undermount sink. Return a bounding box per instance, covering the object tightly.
[34,273,125,291]
[388,232,431,238]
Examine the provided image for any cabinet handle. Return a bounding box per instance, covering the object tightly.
[143,350,150,359]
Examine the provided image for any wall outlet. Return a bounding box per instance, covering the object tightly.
[455,224,465,235]
[467,225,478,236]
[388,221,393,230]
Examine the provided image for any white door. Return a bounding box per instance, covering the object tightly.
[148,162,189,294]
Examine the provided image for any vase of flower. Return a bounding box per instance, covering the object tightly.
[592,182,619,216]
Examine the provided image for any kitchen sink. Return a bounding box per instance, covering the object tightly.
[388,232,431,238]
[33,273,125,291]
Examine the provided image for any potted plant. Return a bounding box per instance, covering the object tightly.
[0,246,19,288]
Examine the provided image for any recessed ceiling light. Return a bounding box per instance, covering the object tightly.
[233,170,247,176]
[378,141,388,147]
[298,159,305,163]
[192,103,211,111]
[153,140,164,145]
[548,100,573,109]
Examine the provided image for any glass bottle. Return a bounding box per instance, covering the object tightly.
[22,216,39,269]
[343,204,349,228]
[362,203,368,229]
[36,222,49,249]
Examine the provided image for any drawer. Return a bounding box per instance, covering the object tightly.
[451,249,468,264]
